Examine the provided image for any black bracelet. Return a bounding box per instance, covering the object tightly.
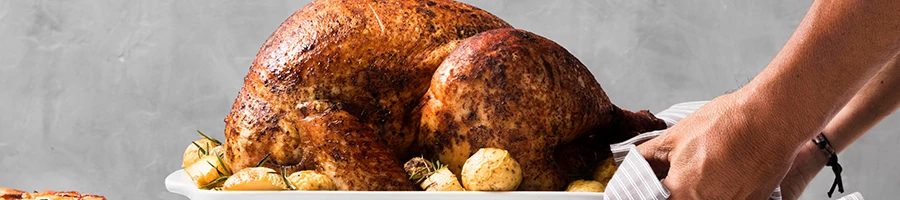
[811,132,844,198]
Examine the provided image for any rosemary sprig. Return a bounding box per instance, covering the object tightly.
[206,142,211,155]
[201,153,234,190]
[407,158,444,184]
[432,159,445,172]
[256,153,271,168]
[409,169,427,182]
[281,168,296,190]
[201,176,229,189]
[215,153,232,175]
[190,130,232,190]
[263,170,296,190]
[208,160,227,177]
[197,130,222,145]
[192,141,208,155]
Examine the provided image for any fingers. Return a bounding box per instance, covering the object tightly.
[637,136,672,179]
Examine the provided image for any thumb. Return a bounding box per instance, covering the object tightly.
[637,135,672,179]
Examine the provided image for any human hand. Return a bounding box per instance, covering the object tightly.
[637,92,802,199]
[779,141,828,200]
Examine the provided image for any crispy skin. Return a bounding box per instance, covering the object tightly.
[295,101,415,190]
[416,29,666,190]
[223,0,511,181]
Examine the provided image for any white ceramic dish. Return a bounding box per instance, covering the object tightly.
[165,170,604,200]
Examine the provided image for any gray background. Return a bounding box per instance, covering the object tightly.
[1,0,897,199]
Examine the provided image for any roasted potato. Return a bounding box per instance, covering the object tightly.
[223,167,287,190]
[182,138,219,167]
[288,170,336,190]
[184,154,230,188]
[421,167,466,191]
[460,148,522,191]
[565,180,605,192]
[592,156,618,185]
[209,145,224,156]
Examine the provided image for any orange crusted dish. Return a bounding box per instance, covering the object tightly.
[0,188,106,200]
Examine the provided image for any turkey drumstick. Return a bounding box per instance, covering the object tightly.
[296,101,415,191]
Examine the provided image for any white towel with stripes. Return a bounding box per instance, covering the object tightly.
[603,101,864,200]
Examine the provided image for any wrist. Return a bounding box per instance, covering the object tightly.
[796,139,829,178]
[821,125,852,154]
[731,84,823,149]
[779,140,829,199]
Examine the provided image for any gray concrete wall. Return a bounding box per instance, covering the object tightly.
[1,0,896,199]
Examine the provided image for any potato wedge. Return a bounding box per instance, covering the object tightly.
[460,148,522,191]
[182,138,219,167]
[288,170,336,190]
[184,155,230,188]
[565,179,605,192]
[421,167,465,191]
[223,167,287,190]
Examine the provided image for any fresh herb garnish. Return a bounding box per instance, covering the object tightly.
[208,160,226,177]
[281,168,296,190]
[192,141,208,156]
[215,153,232,175]
[432,159,445,171]
[197,130,222,145]
[201,176,229,189]
[256,153,271,168]
[408,157,444,184]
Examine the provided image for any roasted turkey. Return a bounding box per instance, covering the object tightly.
[223,0,666,191]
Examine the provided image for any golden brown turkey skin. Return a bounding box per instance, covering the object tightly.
[295,101,416,191]
[415,28,667,190]
[223,0,511,180]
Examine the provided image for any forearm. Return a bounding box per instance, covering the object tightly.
[823,56,900,153]
[737,0,900,149]
[645,1,900,198]
[779,57,900,200]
